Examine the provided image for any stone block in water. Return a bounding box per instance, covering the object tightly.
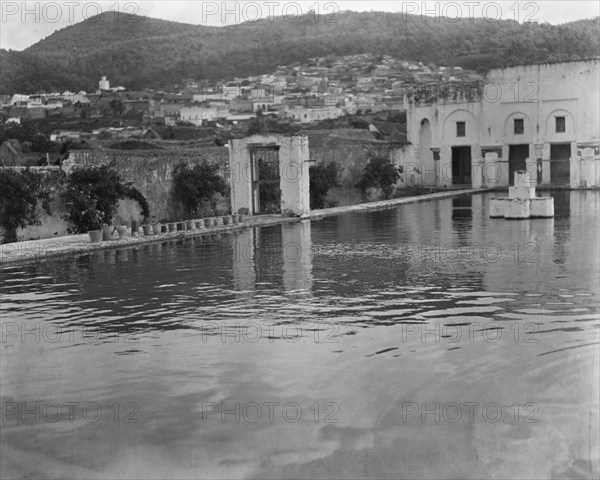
[509,186,536,199]
[490,198,509,218]
[530,197,554,218]
[504,199,531,219]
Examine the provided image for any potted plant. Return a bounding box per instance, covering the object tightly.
[203,218,212,228]
[222,215,231,225]
[116,226,127,239]
[88,229,102,243]
[78,205,104,243]
[187,219,195,230]
[142,224,152,235]
[168,222,176,232]
[151,215,161,235]
[101,223,113,241]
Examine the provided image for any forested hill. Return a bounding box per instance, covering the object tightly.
[1,11,598,93]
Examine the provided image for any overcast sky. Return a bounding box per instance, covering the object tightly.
[1,1,599,51]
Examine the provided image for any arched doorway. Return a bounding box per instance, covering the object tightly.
[418,119,432,164]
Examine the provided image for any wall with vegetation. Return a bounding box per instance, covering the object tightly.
[0,166,151,242]
[64,147,230,221]
[1,147,230,242]
[310,142,395,206]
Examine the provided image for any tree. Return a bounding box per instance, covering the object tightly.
[64,164,149,232]
[173,161,228,216]
[356,152,401,200]
[0,169,53,243]
[310,160,340,209]
[109,99,124,116]
[247,110,267,135]
[246,110,300,135]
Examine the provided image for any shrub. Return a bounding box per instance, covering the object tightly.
[64,164,149,233]
[97,131,112,140]
[173,161,228,217]
[247,110,300,135]
[0,123,58,153]
[356,152,402,200]
[0,169,54,243]
[310,160,340,209]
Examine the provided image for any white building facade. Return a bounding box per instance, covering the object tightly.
[403,59,600,189]
[179,106,219,125]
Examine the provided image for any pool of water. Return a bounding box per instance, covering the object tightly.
[1,191,599,479]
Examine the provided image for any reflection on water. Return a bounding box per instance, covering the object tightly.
[1,192,598,479]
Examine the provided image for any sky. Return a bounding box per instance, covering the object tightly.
[1,1,599,51]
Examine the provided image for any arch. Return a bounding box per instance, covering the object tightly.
[545,108,576,140]
[503,111,532,138]
[418,118,433,174]
[442,109,478,144]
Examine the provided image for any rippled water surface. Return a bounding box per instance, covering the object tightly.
[1,191,599,479]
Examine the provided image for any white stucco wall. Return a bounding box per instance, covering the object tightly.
[406,59,600,188]
[229,134,310,216]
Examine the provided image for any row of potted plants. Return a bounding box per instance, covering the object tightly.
[88,224,129,243]
[88,214,245,243]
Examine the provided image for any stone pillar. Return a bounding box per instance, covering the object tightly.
[570,153,582,188]
[439,145,452,187]
[483,152,501,188]
[589,148,600,188]
[497,157,510,188]
[472,159,483,189]
[471,144,482,189]
[541,143,551,185]
[228,139,253,215]
[575,147,598,188]
[279,136,310,217]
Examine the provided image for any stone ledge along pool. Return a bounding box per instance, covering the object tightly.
[1,190,598,479]
[0,188,477,266]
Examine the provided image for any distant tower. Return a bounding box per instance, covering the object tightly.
[99,76,110,91]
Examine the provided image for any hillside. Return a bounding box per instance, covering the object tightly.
[1,11,598,93]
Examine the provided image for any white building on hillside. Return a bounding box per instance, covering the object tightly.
[99,76,110,91]
[180,106,223,125]
[286,105,343,123]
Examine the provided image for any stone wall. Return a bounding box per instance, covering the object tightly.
[1,147,230,242]
[64,147,230,221]
[309,141,397,206]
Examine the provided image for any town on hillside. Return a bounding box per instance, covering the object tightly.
[0,54,482,165]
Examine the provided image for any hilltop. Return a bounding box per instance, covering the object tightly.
[1,11,598,93]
